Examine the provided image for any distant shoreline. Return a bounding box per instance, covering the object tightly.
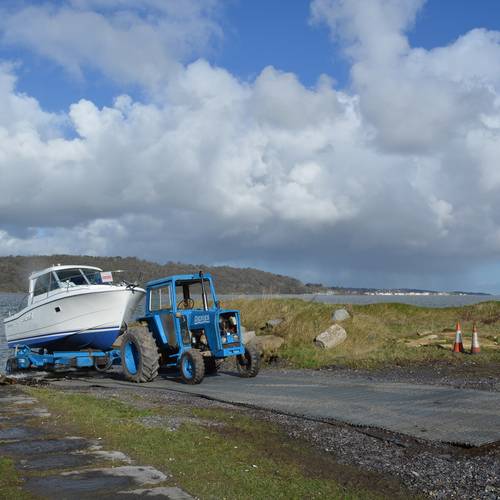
[317,290,491,297]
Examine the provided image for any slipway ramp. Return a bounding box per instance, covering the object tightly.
[49,369,500,447]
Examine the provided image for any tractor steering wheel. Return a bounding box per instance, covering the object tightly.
[177,298,195,309]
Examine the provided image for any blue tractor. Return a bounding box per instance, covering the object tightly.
[120,272,260,384]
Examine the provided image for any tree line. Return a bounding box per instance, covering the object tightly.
[0,255,319,294]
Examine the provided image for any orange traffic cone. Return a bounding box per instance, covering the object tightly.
[470,323,481,354]
[452,321,464,353]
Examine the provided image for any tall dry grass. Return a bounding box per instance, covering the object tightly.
[224,298,500,369]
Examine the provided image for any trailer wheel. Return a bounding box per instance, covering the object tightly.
[236,345,260,378]
[121,327,159,383]
[179,350,205,384]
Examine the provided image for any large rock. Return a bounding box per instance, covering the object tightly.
[314,325,347,349]
[0,375,16,385]
[242,330,256,344]
[249,335,284,357]
[331,308,351,322]
[266,319,283,329]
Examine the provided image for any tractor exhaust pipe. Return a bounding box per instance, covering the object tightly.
[199,271,209,311]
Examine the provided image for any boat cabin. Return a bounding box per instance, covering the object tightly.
[28,265,105,303]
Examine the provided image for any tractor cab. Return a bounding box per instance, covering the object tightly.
[125,271,258,384]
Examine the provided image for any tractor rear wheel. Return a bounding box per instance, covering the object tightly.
[179,350,205,384]
[121,327,159,383]
[6,357,18,374]
[236,345,260,378]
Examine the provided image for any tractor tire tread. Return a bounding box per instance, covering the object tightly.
[237,345,260,378]
[180,350,205,385]
[121,326,160,383]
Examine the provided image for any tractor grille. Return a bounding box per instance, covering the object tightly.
[223,342,239,348]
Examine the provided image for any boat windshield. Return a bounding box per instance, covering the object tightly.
[81,268,103,284]
[56,269,89,286]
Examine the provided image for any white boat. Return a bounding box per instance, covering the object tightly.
[3,265,145,351]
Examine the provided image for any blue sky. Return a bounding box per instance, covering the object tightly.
[2,0,500,292]
[4,0,500,111]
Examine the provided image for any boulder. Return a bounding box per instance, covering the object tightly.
[0,375,16,385]
[243,330,256,344]
[266,319,283,329]
[249,335,284,357]
[314,325,347,349]
[331,308,350,322]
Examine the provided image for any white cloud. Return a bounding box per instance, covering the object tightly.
[311,0,500,153]
[2,1,500,290]
[0,0,222,92]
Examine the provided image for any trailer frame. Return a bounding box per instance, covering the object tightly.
[5,345,121,373]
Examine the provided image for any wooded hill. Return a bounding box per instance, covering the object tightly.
[0,255,317,294]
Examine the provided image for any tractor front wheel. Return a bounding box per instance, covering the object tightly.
[179,350,205,384]
[236,345,260,378]
[121,327,159,383]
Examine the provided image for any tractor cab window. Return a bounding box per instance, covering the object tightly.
[150,286,172,311]
[175,279,214,310]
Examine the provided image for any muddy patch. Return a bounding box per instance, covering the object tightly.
[24,465,169,499]
[18,452,98,471]
[119,486,194,498]
[24,471,137,498]
[0,426,40,440]
[0,437,91,457]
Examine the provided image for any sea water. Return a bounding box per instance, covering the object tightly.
[0,293,25,374]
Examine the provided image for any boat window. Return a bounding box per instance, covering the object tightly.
[33,273,50,296]
[56,269,88,286]
[49,272,59,291]
[81,268,102,284]
[150,286,171,311]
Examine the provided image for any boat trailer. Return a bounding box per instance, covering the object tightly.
[6,345,121,373]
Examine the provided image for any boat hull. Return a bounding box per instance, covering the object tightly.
[4,286,145,351]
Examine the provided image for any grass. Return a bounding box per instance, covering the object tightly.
[223,298,500,369]
[0,457,32,500]
[26,387,404,500]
